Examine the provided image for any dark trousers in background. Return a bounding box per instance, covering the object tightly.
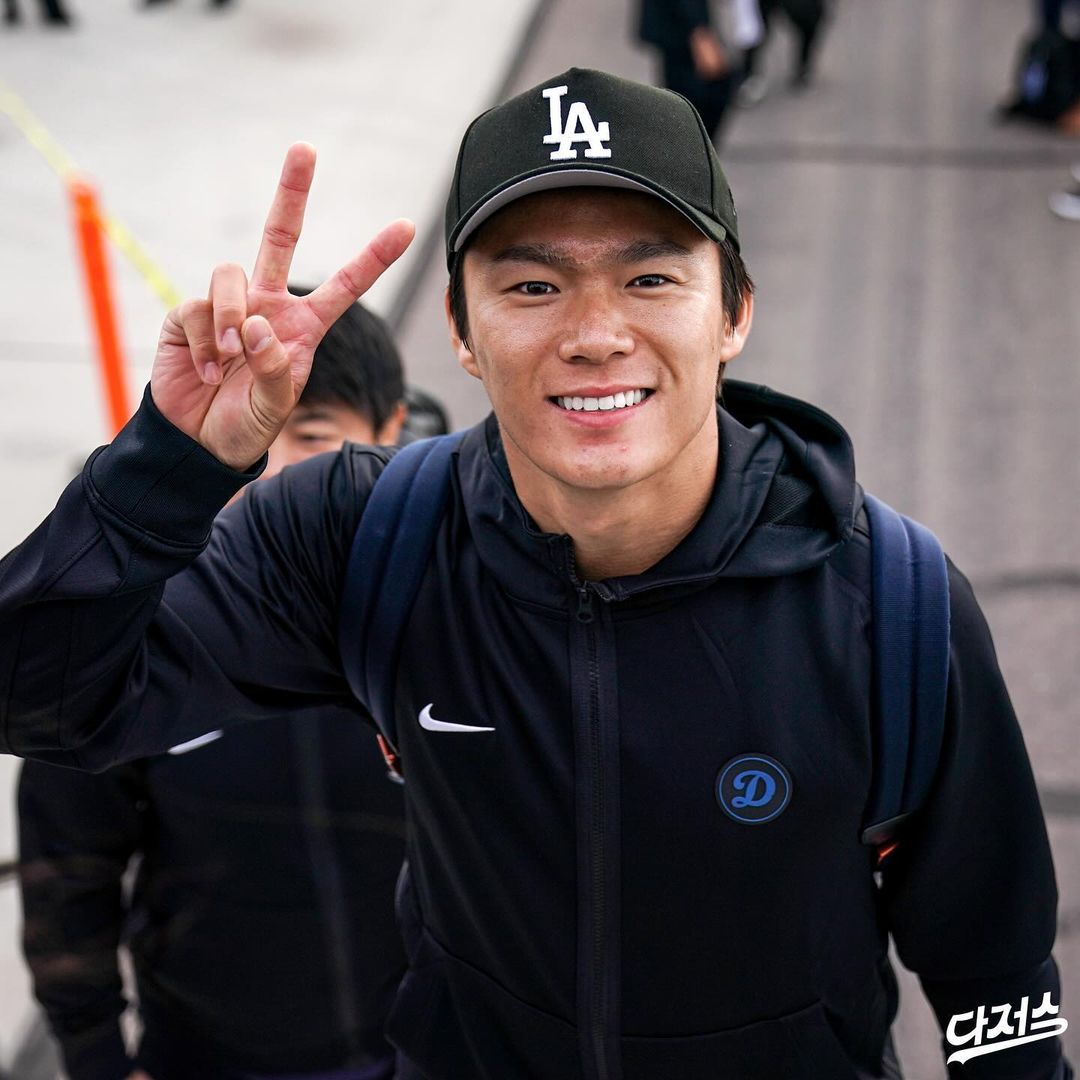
[745,0,827,80]
[2,0,69,21]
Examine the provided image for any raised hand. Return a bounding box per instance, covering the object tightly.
[150,144,414,469]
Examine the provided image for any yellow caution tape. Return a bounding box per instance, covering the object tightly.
[0,78,184,309]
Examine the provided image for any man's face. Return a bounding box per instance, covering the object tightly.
[452,188,749,495]
[264,401,385,479]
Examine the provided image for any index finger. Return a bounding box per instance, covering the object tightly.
[251,143,316,292]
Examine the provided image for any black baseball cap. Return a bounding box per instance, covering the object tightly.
[445,67,739,269]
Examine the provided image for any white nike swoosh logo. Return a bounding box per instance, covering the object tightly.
[167,730,224,755]
[418,703,494,733]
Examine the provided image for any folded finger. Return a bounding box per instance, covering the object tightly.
[305,218,415,329]
[242,314,295,430]
[176,298,220,384]
[251,143,316,293]
[210,263,248,359]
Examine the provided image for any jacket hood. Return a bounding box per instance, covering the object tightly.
[456,379,858,610]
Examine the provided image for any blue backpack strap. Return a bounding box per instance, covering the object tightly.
[860,493,951,851]
[338,432,465,771]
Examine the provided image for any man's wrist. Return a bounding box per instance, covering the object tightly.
[87,384,266,546]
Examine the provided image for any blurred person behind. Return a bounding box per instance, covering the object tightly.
[140,0,233,11]
[17,296,409,1080]
[740,0,829,104]
[636,0,738,142]
[2,0,70,26]
[999,0,1080,130]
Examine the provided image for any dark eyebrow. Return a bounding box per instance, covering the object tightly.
[614,239,694,263]
[488,239,694,269]
[489,243,580,269]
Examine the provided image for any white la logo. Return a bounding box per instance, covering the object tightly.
[542,85,612,161]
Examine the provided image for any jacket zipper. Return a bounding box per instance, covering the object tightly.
[577,583,608,1080]
[569,555,619,1080]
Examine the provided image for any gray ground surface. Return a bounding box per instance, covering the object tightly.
[2,0,1079,1076]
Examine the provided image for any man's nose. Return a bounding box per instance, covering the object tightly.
[557,287,634,365]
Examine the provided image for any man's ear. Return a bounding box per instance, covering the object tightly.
[445,287,481,380]
[718,290,754,366]
[374,400,408,446]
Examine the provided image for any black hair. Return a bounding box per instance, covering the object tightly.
[288,285,405,432]
[447,235,754,386]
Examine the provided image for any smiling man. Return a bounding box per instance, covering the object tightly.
[0,68,1072,1080]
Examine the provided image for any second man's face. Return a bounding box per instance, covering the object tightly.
[264,401,389,479]
[454,188,748,500]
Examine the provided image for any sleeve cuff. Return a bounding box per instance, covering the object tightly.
[88,384,266,546]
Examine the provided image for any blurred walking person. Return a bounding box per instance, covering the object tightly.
[741,0,828,103]
[637,0,738,142]
[2,0,70,26]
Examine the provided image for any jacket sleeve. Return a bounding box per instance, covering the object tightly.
[17,760,146,1080]
[878,561,1072,1079]
[0,387,381,770]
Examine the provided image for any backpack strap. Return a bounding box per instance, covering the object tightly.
[860,493,951,852]
[338,432,465,775]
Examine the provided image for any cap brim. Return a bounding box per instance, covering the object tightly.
[451,167,727,254]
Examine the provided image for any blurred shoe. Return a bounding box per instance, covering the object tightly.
[1071,162,1080,184]
[1049,185,1080,221]
[738,75,768,107]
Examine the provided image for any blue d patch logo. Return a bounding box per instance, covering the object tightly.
[717,754,793,824]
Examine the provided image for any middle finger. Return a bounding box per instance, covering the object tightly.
[210,262,249,359]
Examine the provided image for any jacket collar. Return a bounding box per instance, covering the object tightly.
[455,381,857,611]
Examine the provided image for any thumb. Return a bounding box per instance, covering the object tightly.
[242,314,297,430]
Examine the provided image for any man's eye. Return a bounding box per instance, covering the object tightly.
[514,281,557,296]
[630,274,671,288]
[296,432,331,444]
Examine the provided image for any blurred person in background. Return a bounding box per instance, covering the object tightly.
[740,0,828,104]
[17,297,410,1080]
[2,0,70,27]
[999,0,1080,130]
[141,0,234,11]
[636,0,738,142]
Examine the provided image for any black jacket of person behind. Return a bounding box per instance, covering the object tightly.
[18,712,406,1080]
[637,0,711,52]
[0,380,1071,1079]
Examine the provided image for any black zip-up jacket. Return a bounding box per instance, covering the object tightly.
[0,380,1071,1080]
[17,711,406,1080]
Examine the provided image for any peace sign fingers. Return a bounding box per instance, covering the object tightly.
[251,142,317,294]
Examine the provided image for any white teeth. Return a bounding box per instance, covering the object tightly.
[555,390,650,411]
